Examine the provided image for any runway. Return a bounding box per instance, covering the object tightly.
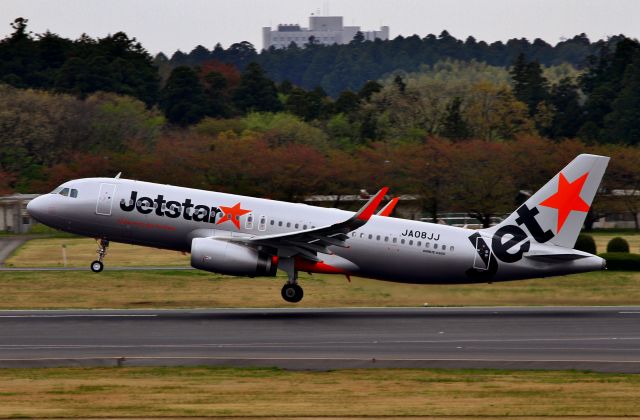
[1,306,639,372]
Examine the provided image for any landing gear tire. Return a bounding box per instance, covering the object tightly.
[91,238,109,273]
[281,283,303,303]
[90,261,104,273]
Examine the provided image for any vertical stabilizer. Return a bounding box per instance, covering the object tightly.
[484,154,609,249]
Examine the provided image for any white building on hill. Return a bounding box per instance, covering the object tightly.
[263,15,389,50]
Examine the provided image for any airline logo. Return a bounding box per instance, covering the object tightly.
[467,171,590,279]
[120,191,250,229]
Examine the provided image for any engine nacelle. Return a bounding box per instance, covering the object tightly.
[190,238,277,277]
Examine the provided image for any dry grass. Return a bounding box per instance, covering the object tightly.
[0,367,638,418]
[4,237,189,268]
[1,269,640,309]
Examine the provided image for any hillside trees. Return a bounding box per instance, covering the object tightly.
[0,19,159,104]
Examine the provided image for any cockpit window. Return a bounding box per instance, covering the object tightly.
[70,189,78,198]
[50,187,63,194]
[59,188,70,197]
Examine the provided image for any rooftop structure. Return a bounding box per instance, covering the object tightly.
[263,15,389,50]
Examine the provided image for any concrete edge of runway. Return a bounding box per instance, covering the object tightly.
[1,356,639,373]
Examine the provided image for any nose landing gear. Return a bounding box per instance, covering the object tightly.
[90,238,109,273]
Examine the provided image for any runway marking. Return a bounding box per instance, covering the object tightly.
[619,311,640,314]
[0,314,157,318]
[1,336,639,350]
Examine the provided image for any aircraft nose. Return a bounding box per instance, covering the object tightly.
[27,195,47,222]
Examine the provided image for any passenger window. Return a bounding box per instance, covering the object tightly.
[295,223,299,229]
[259,216,267,231]
[450,246,454,252]
[393,238,397,244]
[368,234,372,239]
[417,241,421,246]
[409,240,413,246]
[425,243,430,248]
[278,221,283,227]
[376,235,380,241]
[286,222,291,228]
[434,243,438,249]
[360,233,364,238]
[384,237,389,242]
[401,239,405,244]
[303,225,308,230]
[270,220,275,225]
[59,188,69,197]
[70,189,78,198]
[245,214,254,230]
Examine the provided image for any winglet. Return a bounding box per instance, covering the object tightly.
[377,197,399,217]
[355,187,389,221]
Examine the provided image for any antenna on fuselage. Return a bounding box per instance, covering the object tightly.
[114,172,122,179]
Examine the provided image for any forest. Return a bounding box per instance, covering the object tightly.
[1,17,640,226]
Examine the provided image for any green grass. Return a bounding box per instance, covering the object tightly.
[1,269,639,309]
[0,367,638,418]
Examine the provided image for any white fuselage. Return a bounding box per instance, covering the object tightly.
[27,177,605,284]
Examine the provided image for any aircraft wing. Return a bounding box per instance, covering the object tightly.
[229,187,388,261]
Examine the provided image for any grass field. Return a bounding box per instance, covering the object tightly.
[590,231,640,253]
[1,269,640,309]
[0,367,637,418]
[4,237,189,268]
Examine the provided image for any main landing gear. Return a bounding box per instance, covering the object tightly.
[281,283,303,303]
[279,257,304,303]
[90,238,109,273]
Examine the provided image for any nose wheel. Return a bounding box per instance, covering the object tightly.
[91,261,103,272]
[281,283,304,303]
[90,238,109,273]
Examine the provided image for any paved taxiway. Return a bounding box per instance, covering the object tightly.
[0,306,639,372]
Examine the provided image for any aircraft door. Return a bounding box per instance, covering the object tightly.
[96,183,117,216]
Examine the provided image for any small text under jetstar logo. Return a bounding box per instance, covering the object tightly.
[120,191,251,229]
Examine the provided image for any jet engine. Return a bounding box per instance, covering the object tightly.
[190,238,277,277]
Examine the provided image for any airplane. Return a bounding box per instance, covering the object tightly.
[27,153,609,303]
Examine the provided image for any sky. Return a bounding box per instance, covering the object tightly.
[1,0,639,55]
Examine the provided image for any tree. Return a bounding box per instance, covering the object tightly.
[441,97,470,140]
[350,31,365,44]
[450,140,517,227]
[509,53,549,117]
[602,52,640,144]
[198,60,241,118]
[547,77,582,138]
[358,80,382,100]
[233,62,282,113]
[159,66,209,126]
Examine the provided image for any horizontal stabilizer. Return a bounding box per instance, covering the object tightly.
[525,253,589,262]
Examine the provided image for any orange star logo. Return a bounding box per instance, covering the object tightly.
[217,202,251,229]
[539,172,590,233]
